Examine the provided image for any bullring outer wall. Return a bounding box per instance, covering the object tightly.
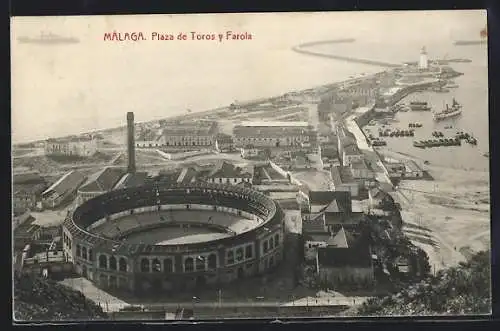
[62,183,285,294]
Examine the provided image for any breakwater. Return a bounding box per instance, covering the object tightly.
[292,39,401,68]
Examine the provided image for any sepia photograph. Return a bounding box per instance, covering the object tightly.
[11,10,490,321]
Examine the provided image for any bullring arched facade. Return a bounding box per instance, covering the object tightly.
[62,183,285,294]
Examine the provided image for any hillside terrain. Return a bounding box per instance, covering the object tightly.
[355,250,491,316]
[14,273,108,321]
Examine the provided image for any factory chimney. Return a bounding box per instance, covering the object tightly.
[126,112,136,173]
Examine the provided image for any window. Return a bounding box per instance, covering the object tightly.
[234,178,237,183]
[263,241,268,253]
[184,257,194,272]
[109,256,117,270]
[81,246,87,260]
[245,245,253,259]
[236,248,244,262]
[88,249,93,261]
[109,275,118,288]
[163,258,173,273]
[227,251,234,264]
[141,258,150,272]
[76,245,81,257]
[119,258,127,272]
[152,258,161,272]
[99,255,107,269]
[207,254,217,269]
[195,256,205,271]
[274,234,279,246]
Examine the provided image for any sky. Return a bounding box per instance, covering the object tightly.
[11,11,487,143]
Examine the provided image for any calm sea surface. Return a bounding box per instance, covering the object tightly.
[12,37,489,173]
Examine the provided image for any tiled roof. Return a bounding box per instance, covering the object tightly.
[177,167,198,184]
[404,159,422,172]
[343,144,361,156]
[317,238,372,268]
[350,159,370,170]
[233,125,312,138]
[122,172,148,188]
[163,121,217,136]
[277,199,300,210]
[46,136,93,143]
[329,227,349,248]
[304,233,331,242]
[78,167,125,193]
[302,213,326,233]
[308,190,352,214]
[42,170,86,197]
[324,199,340,213]
[207,161,254,179]
[331,166,356,186]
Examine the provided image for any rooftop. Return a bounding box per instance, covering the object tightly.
[350,159,370,170]
[343,144,361,156]
[114,172,148,190]
[163,121,217,136]
[176,167,198,184]
[277,198,300,211]
[404,159,423,173]
[78,167,125,193]
[317,230,371,268]
[239,121,310,127]
[317,244,372,268]
[206,161,254,179]
[42,170,86,198]
[233,125,313,138]
[309,190,351,206]
[331,166,356,186]
[46,136,93,143]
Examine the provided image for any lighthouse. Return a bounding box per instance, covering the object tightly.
[418,46,428,70]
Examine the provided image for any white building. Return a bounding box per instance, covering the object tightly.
[419,46,428,70]
[233,121,313,148]
[204,161,254,185]
[44,137,97,157]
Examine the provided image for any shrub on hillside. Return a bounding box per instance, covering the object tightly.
[357,250,491,316]
[13,273,108,321]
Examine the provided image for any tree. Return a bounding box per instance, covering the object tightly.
[356,250,491,316]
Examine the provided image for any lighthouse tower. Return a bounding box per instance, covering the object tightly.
[418,46,428,70]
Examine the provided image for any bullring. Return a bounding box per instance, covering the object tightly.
[62,182,285,294]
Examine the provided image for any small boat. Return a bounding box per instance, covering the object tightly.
[372,140,387,147]
[467,136,478,145]
[483,152,489,158]
[444,125,453,129]
[413,141,426,148]
[424,160,430,165]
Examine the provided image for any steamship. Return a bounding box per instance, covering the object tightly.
[433,98,462,121]
[17,32,79,44]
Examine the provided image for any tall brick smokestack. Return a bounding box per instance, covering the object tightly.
[127,112,136,173]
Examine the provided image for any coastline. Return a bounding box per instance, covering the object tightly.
[14,67,384,147]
